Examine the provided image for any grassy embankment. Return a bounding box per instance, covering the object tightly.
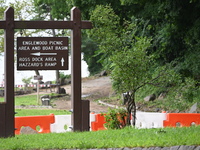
[0,126,200,149]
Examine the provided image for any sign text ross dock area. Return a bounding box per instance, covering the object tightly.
[17,37,68,70]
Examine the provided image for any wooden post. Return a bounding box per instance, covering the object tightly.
[82,100,90,131]
[71,7,82,131]
[0,7,15,138]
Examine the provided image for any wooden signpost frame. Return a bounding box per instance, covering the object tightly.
[0,7,92,138]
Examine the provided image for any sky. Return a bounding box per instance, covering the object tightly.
[0,0,90,85]
[4,0,13,5]
[5,0,15,4]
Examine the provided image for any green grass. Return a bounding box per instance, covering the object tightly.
[15,95,42,106]
[0,97,4,102]
[0,95,40,105]
[0,126,200,149]
[0,94,58,106]
[15,109,70,116]
[0,94,70,116]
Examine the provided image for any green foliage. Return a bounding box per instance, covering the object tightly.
[169,77,200,103]
[154,66,200,104]
[103,108,127,129]
[9,0,35,19]
[59,72,70,80]
[89,5,121,70]
[1,0,199,109]
[107,0,200,83]
[22,77,32,85]
[136,66,200,112]
[0,0,6,19]
[48,92,60,97]
[178,47,200,78]
[59,72,70,85]
[89,5,156,94]
[0,0,42,52]
[138,1,200,80]
[33,0,72,20]
[9,0,38,37]
[81,37,103,75]
[111,36,152,93]
[88,1,200,109]
[0,1,7,53]
[0,35,4,53]
[73,0,122,20]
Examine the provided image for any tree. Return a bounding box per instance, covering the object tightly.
[72,0,121,20]
[33,0,72,20]
[89,5,153,125]
[22,76,32,92]
[89,5,185,126]
[87,1,200,108]
[111,36,153,126]
[10,0,42,76]
[0,0,41,58]
[120,0,200,81]
[33,0,72,93]
[31,0,200,80]
[73,0,133,75]
[81,36,103,75]
[89,5,121,70]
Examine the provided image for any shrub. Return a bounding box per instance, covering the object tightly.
[103,108,128,129]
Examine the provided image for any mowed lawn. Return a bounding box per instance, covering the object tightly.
[0,126,200,149]
[0,94,70,116]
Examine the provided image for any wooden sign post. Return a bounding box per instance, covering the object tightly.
[0,7,92,138]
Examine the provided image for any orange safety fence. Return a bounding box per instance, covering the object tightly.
[15,114,55,135]
[163,113,200,127]
[91,114,106,131]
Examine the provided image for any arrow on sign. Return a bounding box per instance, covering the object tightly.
[31,52,57,56]
[61,57,64,66]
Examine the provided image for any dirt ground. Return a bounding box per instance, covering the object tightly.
[52,76,116,113]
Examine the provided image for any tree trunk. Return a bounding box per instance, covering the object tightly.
[35,70,40,76]
[131,92,136,126]
[125,91,136,126]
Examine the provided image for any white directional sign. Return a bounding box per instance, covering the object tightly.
[17,37,68,70]
[34,75,43,80]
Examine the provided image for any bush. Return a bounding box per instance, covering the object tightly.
[103,108,128,129]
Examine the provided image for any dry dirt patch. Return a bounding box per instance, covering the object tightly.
[53,76,115,113]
